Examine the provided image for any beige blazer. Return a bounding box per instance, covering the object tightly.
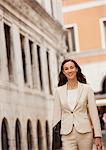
[53,82,102,137]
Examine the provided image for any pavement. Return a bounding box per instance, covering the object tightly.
[93,130,106,150]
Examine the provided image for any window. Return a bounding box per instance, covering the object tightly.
[65,31,70,52]
[4,23,14,81]
[37,120,43,150]
[27,120,33,150]
[29,40,33,66]
[101,76,106,94]
[37,45,43,90]
[1,118,9,150]
[100,18,106,48]
[46,51,52,94]
[15,119,21,150]
[20,34,27,84]
[29,40,34,88]
[67,27,76,52]
[103,21,106,48]
[45,121,50,150]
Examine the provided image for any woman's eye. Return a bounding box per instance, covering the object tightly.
[64,68,68,70]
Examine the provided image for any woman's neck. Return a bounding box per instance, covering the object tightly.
[67,79,78,90]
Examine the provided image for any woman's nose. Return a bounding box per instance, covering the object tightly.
[68,69,72,73]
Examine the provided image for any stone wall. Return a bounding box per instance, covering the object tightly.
[0,0,66,149]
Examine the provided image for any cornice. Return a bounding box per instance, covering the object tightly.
[24,0,63,30]
[63,0,106,13]
[65,49,106,58]
[0,0,65,45]
[2,0,63,28]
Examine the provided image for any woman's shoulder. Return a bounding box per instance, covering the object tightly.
[81,82,93,91]
[55,84,67,92]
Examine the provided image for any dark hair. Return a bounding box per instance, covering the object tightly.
[58,59,87,86]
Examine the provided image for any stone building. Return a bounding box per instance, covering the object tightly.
[0,0,66,149]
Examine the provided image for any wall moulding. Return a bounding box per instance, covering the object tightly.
[0,0,64,46]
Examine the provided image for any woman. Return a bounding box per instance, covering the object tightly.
[52,59,102,150]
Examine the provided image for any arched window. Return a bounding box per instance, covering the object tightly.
[37,120,43,150]
[15,119,21,150]
[27,120,33,150]
[1,118,9,150]
[45,121,50,150]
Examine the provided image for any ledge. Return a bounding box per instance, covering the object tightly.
[1,0,63,31]
[0,0,65,47]
[24,0,63,29]
[66,49,106,58]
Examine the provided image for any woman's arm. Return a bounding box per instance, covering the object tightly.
[87,86,102,149]
[87,86,102,137]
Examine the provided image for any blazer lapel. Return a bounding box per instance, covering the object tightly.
[59,84,71,112]
[73,82,84,111]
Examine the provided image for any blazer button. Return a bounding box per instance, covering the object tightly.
[71,112,73,113]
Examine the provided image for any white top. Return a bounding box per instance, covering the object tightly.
[67,88,78,111]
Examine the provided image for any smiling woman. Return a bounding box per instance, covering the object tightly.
[58,59,87,86]
[52,59,103,150]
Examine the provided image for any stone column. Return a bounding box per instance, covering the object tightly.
[21,119,27,150]
[11,24,24,88]
[8,122,16,150]
[40,42,50,94]
[49,49,58,93]
[32,119,38,150]
[41,121,47,150]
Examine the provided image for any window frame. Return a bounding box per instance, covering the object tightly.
[99,17,106,49]
[65,23,80,52]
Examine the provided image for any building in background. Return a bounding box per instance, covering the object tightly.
[0,0,66,149]
[62,0,106,130]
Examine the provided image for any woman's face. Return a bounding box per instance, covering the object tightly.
[63,61,78,80]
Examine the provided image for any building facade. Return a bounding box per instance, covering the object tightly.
[62,0,106,133]
[62,0,106,98]
[62,0,106,92]
[0,0,66,149]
